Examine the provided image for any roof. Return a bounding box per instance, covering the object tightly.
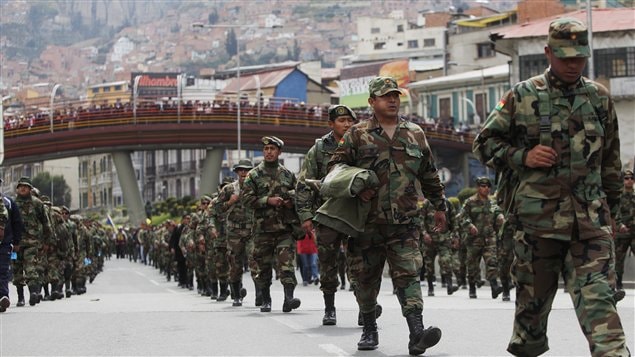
[88,80,129,89]
[455,12,514,28]
[492,8,635,40]
[408,64,508,88]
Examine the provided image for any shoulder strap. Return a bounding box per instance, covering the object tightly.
[314,138,324,177]
[581,79,609,127]
[527,74,553,147]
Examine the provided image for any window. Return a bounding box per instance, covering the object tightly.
[91,88,99,94]
[114,85,122,91]
[103,87,110,92]
[595,47,635,78]
[397,24,404,32]
[519,54,549,81]
[439,97,451,122]
[371,27,380,34]
[408,40,418,49]
[475,92,488,121]
[374,42,386,50]
[423,38,435,47]
[477,43,495,58]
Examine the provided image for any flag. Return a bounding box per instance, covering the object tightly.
[106,214,116,228]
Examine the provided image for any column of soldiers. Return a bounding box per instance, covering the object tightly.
[7,176,108,309]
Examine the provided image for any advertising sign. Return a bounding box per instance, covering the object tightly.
[340,60,410,108]
[131,72,180,98]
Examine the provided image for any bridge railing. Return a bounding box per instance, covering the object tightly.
[3,98,475,145]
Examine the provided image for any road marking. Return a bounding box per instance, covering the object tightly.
[270,316,319,338]
[318,344,350,356]
[166,289,179,294]
[149,279,160,286]
[134,271,146,277]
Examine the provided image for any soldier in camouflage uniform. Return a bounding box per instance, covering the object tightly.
[459,177,504,299]
[473,18,629,356]
[45,205,66,300]
[0,186,23,312]
[328,77,446,355]
[192,198,211,296]
[242,136,302,313]
[13,177,53,306]
[60,206,77,297]
[615,169,634,291]
[214,159,258,307]
[296,104,357,325]
[419,197,459,296]
[209,188,232,301]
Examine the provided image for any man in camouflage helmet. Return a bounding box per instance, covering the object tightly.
[13,177,53,307]
[459,177,505,299]
[328,76,447,355]
[473,17,629,356]
[296,104,358,325]
[242,136,302,313]
[615,169,634,292]
[214,159,257,307]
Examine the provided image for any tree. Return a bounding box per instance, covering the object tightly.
[208,9,219,25]
[32,172,71,207]
[225,29,238,57]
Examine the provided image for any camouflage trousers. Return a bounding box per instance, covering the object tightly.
[226,229,256,283]
[614,235,634,275]
[452,244,467,282]
[46,251,63,286]
[498,223,514,283]
[508,231,629,357]
[11,238,42,287]
[420,234,454,279]
[205,246,217,284]
[252,231,297,288]
[194,250,207,286]
[465,234,499,283]
[213,246,229,283]
[350,224,423,317]
[315,224,353,294]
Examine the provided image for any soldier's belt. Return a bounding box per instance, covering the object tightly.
[226,223,252,229]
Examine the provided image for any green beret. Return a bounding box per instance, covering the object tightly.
[328,105,357,121]
[476,177,492,187]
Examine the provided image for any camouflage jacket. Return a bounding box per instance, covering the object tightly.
[473,71,622,240]
[617,189,634,238]
[459,194,501,239]
[215,180,253,232]
[15,194,52,242]
[296,131,338,222]
[242,160,299,234]
[328,115,446,225]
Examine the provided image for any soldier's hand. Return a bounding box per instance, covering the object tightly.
[423,233,432,245]
[469,224,478,236]
[618,224,629,234]
[229,194,239,205]
[267,196,285,207]
[525,145,558,168]
[358,188,376,203]
[301,220,314,236]
[11,243,19,253]
[283,199,294,209]
[432,211,447,233]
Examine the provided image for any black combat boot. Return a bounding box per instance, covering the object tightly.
[231,282,246,307]
[445,274,458,295]
[28,285,39,306]
[357,311,379,351]
[209,281,218,300]
[322,293,336,326]
[616,273,623,291]
[426,277,435,297]
[16,286,25,307]
[405,310,442,356]
[490,279,503,299]
[260,286,272,312]
[501,279,511,302]
[358,304,383,326]
[282,284,301,312]
[65,280,73,298]
[217,282,229,302]
[254,285,263,307]
[458,276,467,289]
[469,282,477,299]
[52,284,64,300]
[42,284,52,301]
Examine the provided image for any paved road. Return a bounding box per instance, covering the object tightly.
[0,258,632,356]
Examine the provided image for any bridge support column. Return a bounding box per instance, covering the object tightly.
[112,151,145,226]
[200,148,224,196]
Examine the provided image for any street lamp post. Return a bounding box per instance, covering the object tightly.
[50,84,61,133]
[192,22,281,157]
[0,95,12,166]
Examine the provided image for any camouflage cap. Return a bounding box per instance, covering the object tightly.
[233,159,254,171]
[31,187,41,197]
[201,195,213,203]
[476,177,492,187]
[368,76,404,97]
[548,18,590,58]
[16,176,33,189]
[61,206,70,213]
[262,136,284,149]
[328,104,357,121]
[624,169,634,178]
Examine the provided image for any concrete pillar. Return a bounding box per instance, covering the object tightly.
[112,151,145,226]
[462,152,471,187]
[200,148,224,196]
